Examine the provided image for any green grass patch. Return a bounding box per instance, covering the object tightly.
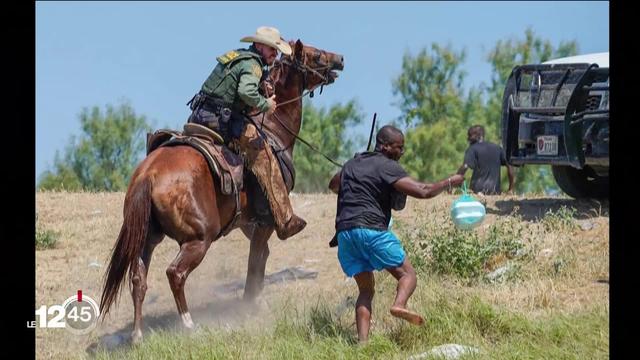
[91,295,607,360]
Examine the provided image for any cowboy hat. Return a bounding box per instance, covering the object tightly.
[240,26,292,55]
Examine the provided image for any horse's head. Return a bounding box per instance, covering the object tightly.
[270,39,344,95]
[259,40,344,148]
[291,39,344,86]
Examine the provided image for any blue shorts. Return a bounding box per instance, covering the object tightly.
[337,228,406,277]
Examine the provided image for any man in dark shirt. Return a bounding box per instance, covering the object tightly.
[457,125,514,195]
[328,125,464,343]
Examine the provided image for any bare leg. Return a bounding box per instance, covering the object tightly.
[353,271,375,343]
[386,258,424,325]
[166,240,211,329]
[130,232,164,344]
[242,224,273,302]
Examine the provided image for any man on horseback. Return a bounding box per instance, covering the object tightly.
[186,26,306,240]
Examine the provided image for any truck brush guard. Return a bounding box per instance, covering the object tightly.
[501,63,609,169]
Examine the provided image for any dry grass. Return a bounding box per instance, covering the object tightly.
[35,191,608,359]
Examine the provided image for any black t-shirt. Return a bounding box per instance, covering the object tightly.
[463,141,507,194]
[335,152,409,232]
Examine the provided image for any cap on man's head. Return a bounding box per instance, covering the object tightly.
[240,26,292,55]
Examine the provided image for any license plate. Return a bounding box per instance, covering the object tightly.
[537,136,558,155]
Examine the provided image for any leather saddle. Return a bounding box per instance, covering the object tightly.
[147,124,243,195]
[146,123,297,232]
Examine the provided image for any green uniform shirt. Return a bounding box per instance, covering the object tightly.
[200,47,270,114]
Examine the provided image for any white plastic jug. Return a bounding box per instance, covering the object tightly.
[450,182,485,230]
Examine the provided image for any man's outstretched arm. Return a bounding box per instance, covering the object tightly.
[393,174,464,199]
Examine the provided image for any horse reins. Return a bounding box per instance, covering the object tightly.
[270,111,343,168]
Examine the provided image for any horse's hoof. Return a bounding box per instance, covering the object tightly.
[241,296,267,313]
[180,312,195,330]
[189,323,206,334]
[131,330,143,345]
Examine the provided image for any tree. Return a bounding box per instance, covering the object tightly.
[392,44,468,128]
[392,44,487,182]
[38,101,152,191]
[293,100,365,193]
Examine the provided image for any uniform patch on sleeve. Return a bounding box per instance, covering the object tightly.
[217,50,240,64]
[251,63,262,78]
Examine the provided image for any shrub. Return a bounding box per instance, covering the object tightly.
[35,214,58,250]
[36,228,58,250]
[398,215,527,281]
[541,205,578,233]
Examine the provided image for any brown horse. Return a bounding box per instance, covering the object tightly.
[99,39,344,344]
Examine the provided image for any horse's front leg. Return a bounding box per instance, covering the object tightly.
[242,224,273,301]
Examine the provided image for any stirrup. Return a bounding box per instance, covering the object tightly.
[183,123,224,144]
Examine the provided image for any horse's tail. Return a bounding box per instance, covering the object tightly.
[100,178,152,319]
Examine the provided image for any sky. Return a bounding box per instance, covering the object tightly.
[35,1,609,181]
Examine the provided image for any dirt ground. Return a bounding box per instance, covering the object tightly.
[35,191,609,359]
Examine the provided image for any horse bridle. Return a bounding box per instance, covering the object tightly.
[275,49,334,106]
[254,49,344,168]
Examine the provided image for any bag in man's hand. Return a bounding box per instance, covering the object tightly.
[450,181,485,230]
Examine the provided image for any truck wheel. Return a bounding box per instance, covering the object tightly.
[551,165,609,199]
